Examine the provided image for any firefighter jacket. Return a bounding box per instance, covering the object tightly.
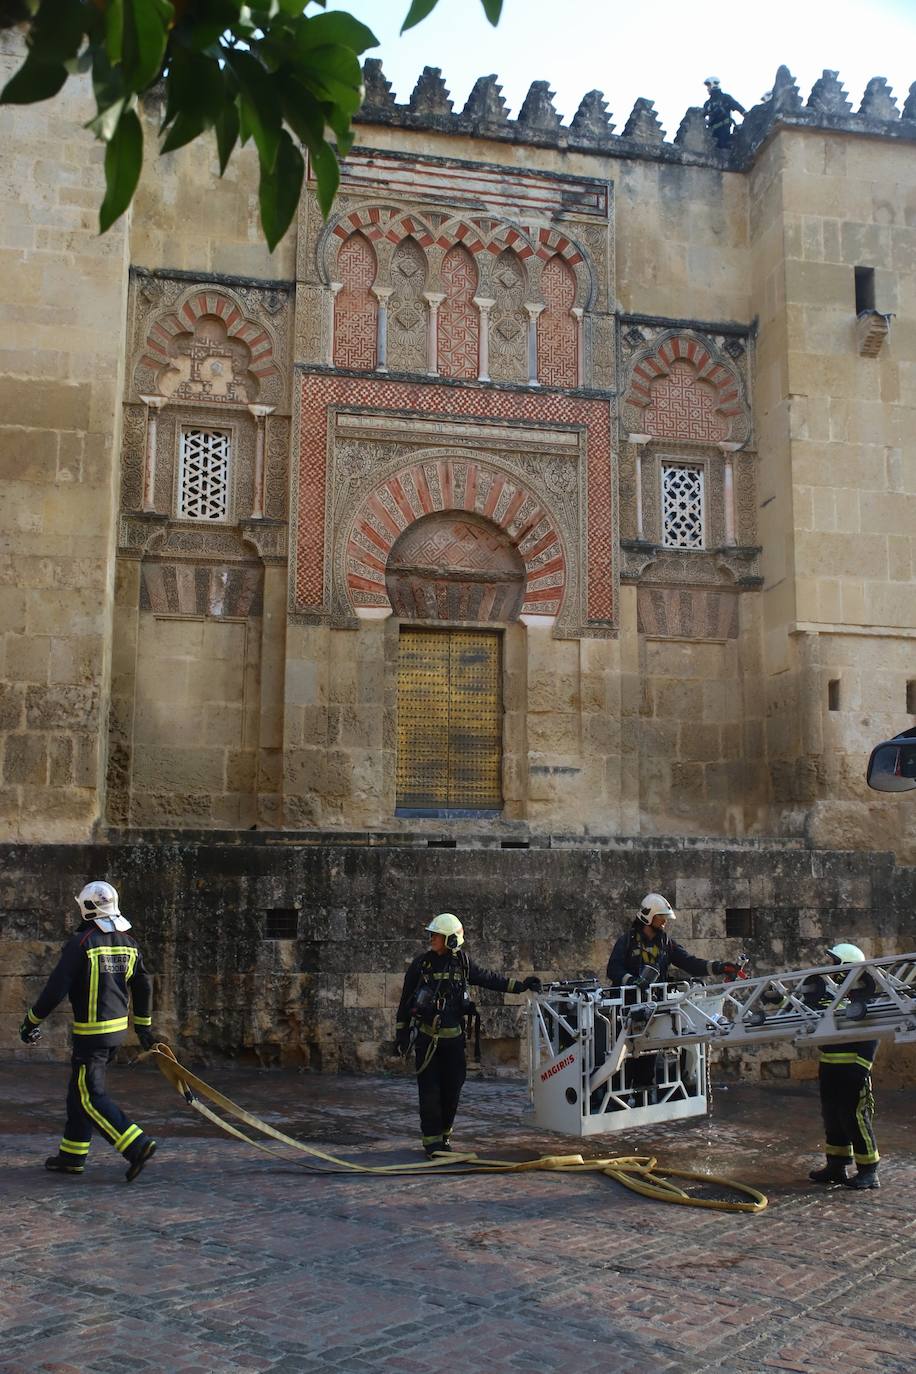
[396,949,526,1039]
[606,923,709,986]
[25,924,153,1047]
[801,974,878,1070]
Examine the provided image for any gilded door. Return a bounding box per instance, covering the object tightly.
[396,628,502,813]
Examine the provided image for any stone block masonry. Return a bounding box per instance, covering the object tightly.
[1,836,913,1084]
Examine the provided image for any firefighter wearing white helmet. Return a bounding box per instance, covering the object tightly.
[18,879,160,1182]
[607,892,739,1096]
[806,941,881,1191]
[607,893,736,989]
[394,913,541,1157]
[702,75,745,148]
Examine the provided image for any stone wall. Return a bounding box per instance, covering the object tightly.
[2,837,914,1087]
[0,33,130,841]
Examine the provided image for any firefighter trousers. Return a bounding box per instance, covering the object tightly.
[415,1031,466,1151]
[57,1046,149,1169]
[819,1062,879,1166]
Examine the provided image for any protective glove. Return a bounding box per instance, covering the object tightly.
[710,961,727,976]
[635,963,659,990]
[19,1014,41,1045]
[393,1027,411,1057]
[521,976,542,993]
[136,1028,157,1052]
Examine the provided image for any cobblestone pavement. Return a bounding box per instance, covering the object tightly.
[1,1058,915,1374]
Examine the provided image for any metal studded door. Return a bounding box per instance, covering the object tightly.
[396,628,502,815]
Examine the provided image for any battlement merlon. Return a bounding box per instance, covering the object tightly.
[357,60,916,170]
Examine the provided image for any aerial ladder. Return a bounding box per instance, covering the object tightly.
[527,953,916,1137]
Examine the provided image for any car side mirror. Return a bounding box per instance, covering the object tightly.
[866,739,916,792]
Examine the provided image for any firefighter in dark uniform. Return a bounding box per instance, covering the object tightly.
[394,913,541,1157]
[607,892,733,989]
[702,77,746,148]
[607,893,736,1092]
[805,943,880,1190]
[19,880,159,1182]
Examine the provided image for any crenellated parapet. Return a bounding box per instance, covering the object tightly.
[357,61,916,167]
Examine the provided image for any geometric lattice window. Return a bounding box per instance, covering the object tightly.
[661,464,704,548]
[178,428,230,521]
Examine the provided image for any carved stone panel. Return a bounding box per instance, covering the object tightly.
[385,511,526,621]
[387,236,428,373]
[438,245,479,379]
[489,249,527,383]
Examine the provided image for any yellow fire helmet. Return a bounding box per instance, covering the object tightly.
[426,912,464,950]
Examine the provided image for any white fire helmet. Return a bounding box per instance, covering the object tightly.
[426,912,464,950]
[637,893,676,925]
[76,881,131,933]
[826,942,865,965]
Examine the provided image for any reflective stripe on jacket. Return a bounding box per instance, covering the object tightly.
[28,926,153,1044]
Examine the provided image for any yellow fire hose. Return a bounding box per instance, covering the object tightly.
[145,1045,767,1213]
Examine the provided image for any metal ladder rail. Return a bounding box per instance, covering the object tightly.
[618,952,916,1061]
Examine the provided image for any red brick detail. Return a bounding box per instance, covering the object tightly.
[297,376,613,624]
[537,255,577,388]
[438,245,479,380]
[142,293,278,386]
[333,232,378,370]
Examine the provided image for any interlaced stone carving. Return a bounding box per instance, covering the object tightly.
[334,232,378,370]
[438,245,479,379]
[178,428,231,522]
[489,249,527,383]
[645,359,729,441]
[537,255,577,387]
[662,465,704,549]
[388,236,428,373]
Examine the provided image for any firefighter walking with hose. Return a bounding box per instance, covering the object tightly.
[393,914,541,1158]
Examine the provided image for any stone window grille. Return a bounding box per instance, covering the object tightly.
[661,464,704,549]
[178,427,231,521]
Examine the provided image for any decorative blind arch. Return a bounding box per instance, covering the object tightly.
[334,231,379,370]
[345,456,567,618]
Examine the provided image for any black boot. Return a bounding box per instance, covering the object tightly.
[45,1154,84,1176]
[845,1164,879,1190]
[125,1139,156,1183]
[809,1160,849,1185]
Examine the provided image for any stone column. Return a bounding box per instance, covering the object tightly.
[571,307,585,387]
[248,404,276,519]
[525,303,544,386]
[372,287,392,372]
[719,441,742,546]
[423,292,445,376]
[138,394,167,512]
[628,433,652,541]
[326,282,342,366]
[473,296,494,382]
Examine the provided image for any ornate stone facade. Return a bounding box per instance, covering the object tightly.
[2,36,913,859]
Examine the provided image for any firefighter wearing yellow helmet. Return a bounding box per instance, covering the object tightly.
[394,913,541,1157]
[806,943,881,1190]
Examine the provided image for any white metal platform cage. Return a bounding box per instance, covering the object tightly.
[527,979,723,1136]
[526,957,916,1139]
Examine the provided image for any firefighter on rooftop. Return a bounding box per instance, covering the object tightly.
[19,880,159,1182]
[702,76,746,148]
[394,913,541,1158]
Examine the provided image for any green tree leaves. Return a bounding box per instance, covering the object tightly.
[0,1,502,249]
